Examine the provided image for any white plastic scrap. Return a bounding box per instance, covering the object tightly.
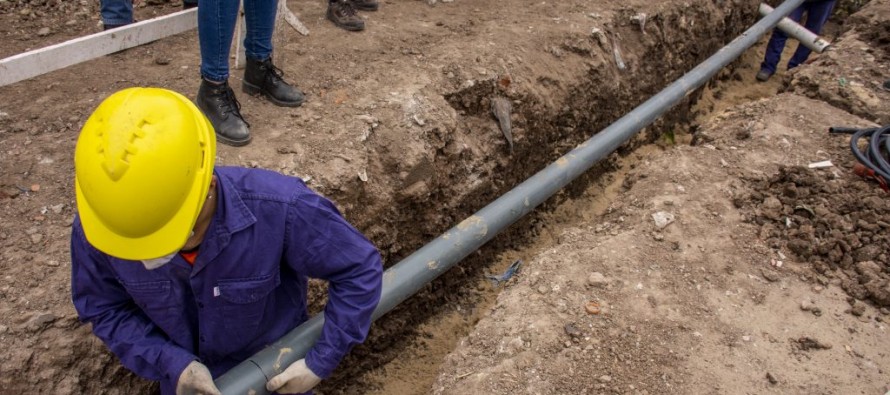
[807,160,834,169]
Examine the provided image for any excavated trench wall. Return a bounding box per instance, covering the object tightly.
[0,0,762,393]
[318,1,761,392]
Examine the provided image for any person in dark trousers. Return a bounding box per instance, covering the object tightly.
[326,0,378,31]
[756,0,837,82]
[195,0,305,147]
[71,88,383,394]
[100,0,196,30]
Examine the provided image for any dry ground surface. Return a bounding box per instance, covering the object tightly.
[0,0,889,394]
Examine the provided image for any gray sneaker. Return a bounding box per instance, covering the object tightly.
[327,0,365,31]
[756,69,772,82]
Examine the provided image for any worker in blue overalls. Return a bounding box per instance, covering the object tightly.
[70,87,383,394]
[757,0,837,82]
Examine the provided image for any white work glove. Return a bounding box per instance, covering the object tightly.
[266,358,322,394]
[176,361,221,395]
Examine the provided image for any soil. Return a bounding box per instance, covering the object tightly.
[1,0,889,394]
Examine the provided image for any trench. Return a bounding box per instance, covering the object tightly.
[0,0,873,393]
[313,7,803,395]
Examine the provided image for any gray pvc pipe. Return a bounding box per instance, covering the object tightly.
[759,3,832,53]
[214,0,806,393]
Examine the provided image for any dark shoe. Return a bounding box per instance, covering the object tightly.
[103,23,128,31]
[327,0,365,31]
[350,0,378,11]
[755,69,772,82]
[196,79,251,146]
[242,57,305,107]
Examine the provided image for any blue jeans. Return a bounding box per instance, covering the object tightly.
[100,0,198,26]
[100,0,133,26]
[760,0,837,74]
[198,0,278,82]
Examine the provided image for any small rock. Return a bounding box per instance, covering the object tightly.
[0,324,7,334]
[653,233,664,241]
[30,184,40,192]
[26,313,57,331]
[37,27,51,37]
[742,335,751,342]
[30,233,43,244]
[761,269,779,282]
[766,372,778,385]
[65,19,78,26]
[587,272,608,287]
[564,323,582,338]
[356,114,378,125]
[537,285,549,294]
[154,57,171,65]
[50,204,64,214]
[795,336,832,351]
[598,375,612,383]
[651,211,675,229]
[800,299,813,311]
[45,260,60,267]
[850,300,866,317]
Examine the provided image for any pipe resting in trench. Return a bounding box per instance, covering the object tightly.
[214,0,807,393]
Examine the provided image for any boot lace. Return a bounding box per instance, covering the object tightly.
[264,60,286,84]
[337,0,358,17]
[219,85,250,126]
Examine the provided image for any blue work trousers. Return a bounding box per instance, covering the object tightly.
[198,0,278,82]
[760,0,836,74]
[100,0,198,26]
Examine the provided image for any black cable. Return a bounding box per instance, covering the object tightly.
[829,125,890,190]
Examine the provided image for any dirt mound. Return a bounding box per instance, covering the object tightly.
[785,0,890,124]
[738,165,890,307]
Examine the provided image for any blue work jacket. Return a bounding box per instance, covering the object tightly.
[70,167,383,394]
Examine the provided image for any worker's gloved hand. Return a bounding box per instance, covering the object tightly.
[266,358,322,394]
[176,361,221,395]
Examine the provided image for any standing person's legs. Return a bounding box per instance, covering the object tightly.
[242,0,277,62]
[788,0,836,69]
[241,0,304,107]
[196,0,251,146]
[197,0,241,82]
[758,5,806,80]
[100,0,134,29]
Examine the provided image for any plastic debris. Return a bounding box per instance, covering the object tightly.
[585,300,602,315]
[490,96,514,153]
[486,259,522,287]
[611,35,627,70]
[807,160,833,169]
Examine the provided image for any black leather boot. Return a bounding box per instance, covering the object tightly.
[242,58,305,107]
[196,79,251,147]
[350,0,378,11]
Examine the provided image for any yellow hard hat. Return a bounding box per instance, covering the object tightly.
[74,87,216,260]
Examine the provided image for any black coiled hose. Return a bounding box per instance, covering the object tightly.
[829,125,890,192]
